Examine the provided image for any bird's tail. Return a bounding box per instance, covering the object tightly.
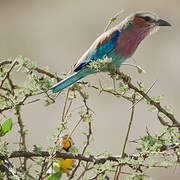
[51,70,90,93]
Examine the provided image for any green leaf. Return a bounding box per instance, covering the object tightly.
[53,162,60,172]
[46,172,62,180]
[110,17,117,23]
[0,118,12,137]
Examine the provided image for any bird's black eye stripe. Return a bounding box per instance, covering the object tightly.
[144,16,151,21]
[140,16,151,21]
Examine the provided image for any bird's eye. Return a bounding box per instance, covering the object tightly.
[143,16,151,21]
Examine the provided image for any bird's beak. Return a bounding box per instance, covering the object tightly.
[156,19,171,26]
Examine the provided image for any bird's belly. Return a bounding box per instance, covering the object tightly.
[58,158,73,172]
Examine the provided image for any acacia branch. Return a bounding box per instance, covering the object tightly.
[0,156,20,180]
[0,59,61,82]
[9,151,120,163]
[2,59,178,130]
[69,93,93,179]
[116,71,180,128]
[0,60,12,66]
[34,67,61,81]
[15,108,27,172]
[0,60,18,88]
[115,92,136,180]
[79,81,132,102]
[8,143,180,162]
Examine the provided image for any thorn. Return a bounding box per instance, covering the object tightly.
[146,126,151,136]
[128,80,157,111]
[122,63,146,74]
[113,77,116,90]
[98,78,103,95]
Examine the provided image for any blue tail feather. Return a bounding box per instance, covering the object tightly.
[51,69,91,93]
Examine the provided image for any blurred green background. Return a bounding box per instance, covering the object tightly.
[1,0,180,179]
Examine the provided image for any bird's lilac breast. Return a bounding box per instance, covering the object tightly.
[115,28,149,59]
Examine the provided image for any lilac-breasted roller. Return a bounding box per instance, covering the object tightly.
[51,12,171,93]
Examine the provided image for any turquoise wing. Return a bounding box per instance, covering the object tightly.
[74,29,120,72]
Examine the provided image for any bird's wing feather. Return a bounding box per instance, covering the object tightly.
[74,27,120,72]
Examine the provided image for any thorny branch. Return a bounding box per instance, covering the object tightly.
[15,109,27,172]
[69,92,93,179]
[5,141,179,179]
[0,59,179,179]
[114,92,136,180]
[38,157,48,180]
[0,60,18,88]
[0,156,20,180]
[0,60,179,129]
[115,71,180,129]
[80,81,133,102]
[8,143,180,162]
[34,67,61,81]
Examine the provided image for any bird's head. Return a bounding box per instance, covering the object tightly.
[60,135,74,151]
[121,11,171,35]
[115,12,171,58]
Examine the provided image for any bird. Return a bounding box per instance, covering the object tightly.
[53,135,75,175]
[51,11,171,93]
[46,135,74,179]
